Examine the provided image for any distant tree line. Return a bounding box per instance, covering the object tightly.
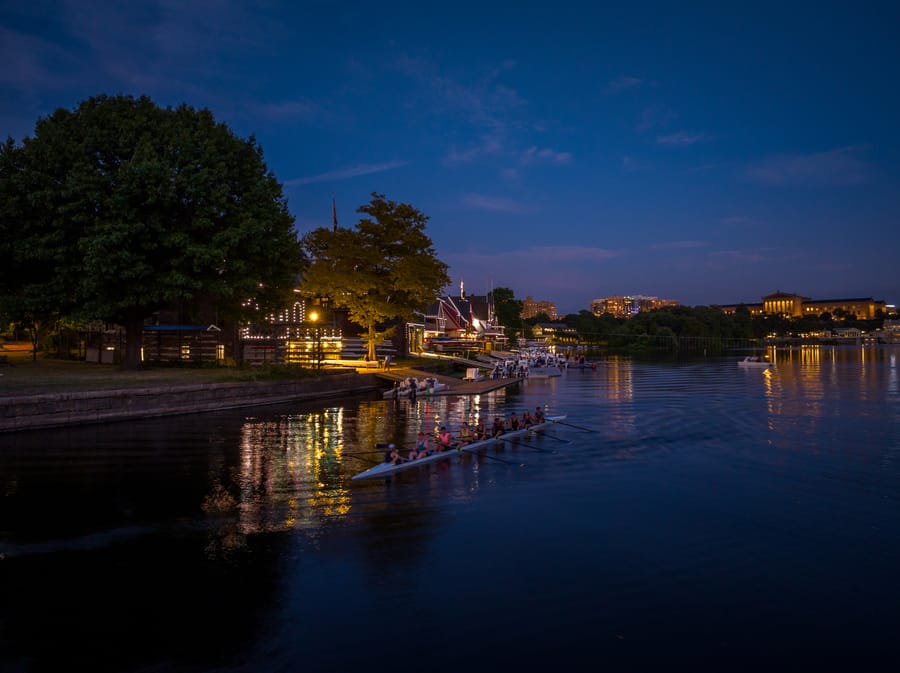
[514,304,897,356]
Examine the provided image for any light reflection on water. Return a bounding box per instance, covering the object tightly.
[2,348,900,672]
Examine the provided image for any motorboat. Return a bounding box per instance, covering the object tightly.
[738,356,774,368]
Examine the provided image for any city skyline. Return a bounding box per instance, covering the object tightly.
[2,2,898,315]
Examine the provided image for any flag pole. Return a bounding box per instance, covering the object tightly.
[331,194,338,231]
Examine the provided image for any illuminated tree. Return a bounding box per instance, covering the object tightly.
[300,193,450,361]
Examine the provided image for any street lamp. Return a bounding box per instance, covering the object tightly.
[310,311,321,371]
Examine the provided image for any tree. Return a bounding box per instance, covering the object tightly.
[526,311,553,325]
[489,287,523,337]
[300,193,450,361]
[0,95,302,368]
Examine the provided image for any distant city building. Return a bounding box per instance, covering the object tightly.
[590,295,679,318]
[522,295,557,320]
[717,291,886,320]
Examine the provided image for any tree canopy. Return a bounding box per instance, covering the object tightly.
[300,193,450,361]
[0,94,302,367]
[489,287,523,340]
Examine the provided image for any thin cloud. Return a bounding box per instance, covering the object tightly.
[708,248,777,264]
[446,245,624,267]
[0,27,72,91]
[443,246,626,304]
[652,240,709,250]
[521,146,573,165]
[657,132,709,147]
[445,135,503,164]
[623,155,652,172]
[462,194,530,214]
[605,76,642,93]
[251,99,318,121]
[745,145,871,186]
[636,105,675,132]
[719,216,757,226]
[286,160,408,186]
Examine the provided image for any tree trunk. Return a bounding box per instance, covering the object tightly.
[29,321,39,362]
[124,312,145,370]
[367,323,377,362]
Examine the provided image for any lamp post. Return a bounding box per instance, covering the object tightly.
[310,311,321,371]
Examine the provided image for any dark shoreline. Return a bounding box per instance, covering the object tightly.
[1,372,381,433]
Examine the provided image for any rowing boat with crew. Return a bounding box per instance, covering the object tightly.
[350,415,567,481]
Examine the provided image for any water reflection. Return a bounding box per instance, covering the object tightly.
[3,350,900,672]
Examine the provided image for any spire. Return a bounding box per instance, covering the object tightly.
[460,278,465,300]
[331,194,338,231]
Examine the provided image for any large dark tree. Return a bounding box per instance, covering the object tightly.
[0,95,302,368]
[301,193,450,361]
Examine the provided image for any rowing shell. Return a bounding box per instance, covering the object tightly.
[350,415,567,481]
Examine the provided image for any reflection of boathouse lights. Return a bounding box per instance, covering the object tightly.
[310,311,321,371]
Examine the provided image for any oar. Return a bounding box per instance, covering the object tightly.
[540,433,571,443]
[498,437,553,453]
[348,455,382,466]
[478,453,524,466]
[554,420,593,432]
[458,446,523,466]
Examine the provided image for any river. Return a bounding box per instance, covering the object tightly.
[2,346,899,672]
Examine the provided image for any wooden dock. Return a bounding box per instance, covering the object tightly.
[374,367,523,396]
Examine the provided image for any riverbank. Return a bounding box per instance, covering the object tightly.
[0,345,524,432]
[1,372,382,433]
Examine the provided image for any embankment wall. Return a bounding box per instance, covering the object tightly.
[0,373,380,433]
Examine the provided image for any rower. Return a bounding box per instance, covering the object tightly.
[458,421,474,446]
[522,410,534,428]
[413,431,431,459]
[385,443,404,464]
[491,417,506,438]
[437,426,453,451]
[534,406,545,423]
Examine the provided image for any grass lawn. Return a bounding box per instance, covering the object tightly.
[0,342,441,396]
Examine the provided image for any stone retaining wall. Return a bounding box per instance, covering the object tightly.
[0,373,380,433]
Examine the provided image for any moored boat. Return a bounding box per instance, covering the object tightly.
[350,415,567,481]
[383,376,449,399]
[738,356,774,368]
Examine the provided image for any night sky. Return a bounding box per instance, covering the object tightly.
[3,1,898,314]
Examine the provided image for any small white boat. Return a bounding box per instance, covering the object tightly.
[350,415,567,481]
[738,356,774,368]
[382,376,449,399]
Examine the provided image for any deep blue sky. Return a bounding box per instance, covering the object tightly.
[3,1,898,315]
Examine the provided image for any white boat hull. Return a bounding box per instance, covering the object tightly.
[383,381,449,399]
[350,415,566,481]
[738,357,773,368]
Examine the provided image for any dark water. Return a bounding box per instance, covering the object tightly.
[2,347,899,672]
